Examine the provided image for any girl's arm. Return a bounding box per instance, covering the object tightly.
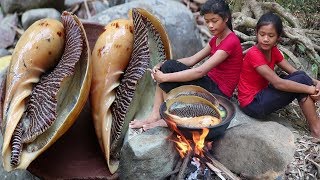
[177,44,211,67]
[278,59,320,89]
[152,44,211,74]
[256,64,317,95]
[276,59,297,74]
[154,49,229,83]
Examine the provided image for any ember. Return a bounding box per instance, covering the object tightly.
[165,121,240,180]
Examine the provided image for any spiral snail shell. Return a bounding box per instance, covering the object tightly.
[90,8,172,174]
[1,11,91,171]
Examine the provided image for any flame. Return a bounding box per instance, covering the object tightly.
[167,120,191,158]
[167,118,209,158]
[173,135,191,158]
[192,128,209,156]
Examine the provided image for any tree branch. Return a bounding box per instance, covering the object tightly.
[260,2,301,28]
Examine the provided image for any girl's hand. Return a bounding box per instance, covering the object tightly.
[152,61,164,73]
[153,69,166,83]
[311,86,320,101]
[315,80,320,91]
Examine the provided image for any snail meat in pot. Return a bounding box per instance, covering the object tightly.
[1,11,91,171]
[160,95,221,128]
[161,85,236,140]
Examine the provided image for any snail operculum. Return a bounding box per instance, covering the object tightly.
[1,11,91,171]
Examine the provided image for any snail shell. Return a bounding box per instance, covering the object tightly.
[161,95,221,128]
[90,8,172,174]
[90,18,134,174]
[1,11,91,171]
[166,85,220,107]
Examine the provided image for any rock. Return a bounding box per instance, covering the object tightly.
[0,133,39,180]
[120,127,179,179]
[108,0,126,7]
[64,0,84,7]
[0,8,3,21]
[21,8,61,29]
[230,103,301,139]
[1,0,64,14]
[212,121,295,178]
[0,49,11,57]
[88,0,203,59]
[74,1,109,19]
[0,13,18,49]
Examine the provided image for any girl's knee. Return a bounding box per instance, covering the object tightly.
[160,60,188,73]
[287,71,312,85]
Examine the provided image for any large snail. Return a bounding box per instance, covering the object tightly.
[1,11,91,171]
[90,8,172,174]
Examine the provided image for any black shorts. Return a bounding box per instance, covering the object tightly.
[158,59,228,98]
[241,71,313,119]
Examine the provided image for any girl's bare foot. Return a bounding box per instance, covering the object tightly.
[311,130,320,139]
[142,119,167,131]
[129,114,160,129]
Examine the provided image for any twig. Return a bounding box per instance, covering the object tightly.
[206,162,226,180]
[306,156,320,176]
[204,151,240,180]
[8,24,24,35]
[69,4,80,14]
[177,150,192,179]
[84,0,91,19]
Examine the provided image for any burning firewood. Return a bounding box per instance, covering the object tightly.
[166,125,240,179]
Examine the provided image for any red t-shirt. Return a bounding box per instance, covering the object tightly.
[238,45,283,107]
[207,32,243,98]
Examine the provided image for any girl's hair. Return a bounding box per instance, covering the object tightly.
[200,0,233,30]
[256,12,283,36]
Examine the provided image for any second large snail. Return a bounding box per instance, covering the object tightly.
[90,8,172,174]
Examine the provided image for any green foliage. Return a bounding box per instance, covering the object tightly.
[297,44,306,53]
[311,64,318,78]
[275,0,319,13]
[275,0,319,28]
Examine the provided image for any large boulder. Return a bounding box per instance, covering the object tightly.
[88,0,203,59]
[120,127,179,180]
[1,0,64,14]
[21,8,61,29]
[212,104,296,179]
[0,13,18,49]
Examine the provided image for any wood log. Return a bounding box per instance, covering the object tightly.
[177,150,192,179]
[204,151,240,180]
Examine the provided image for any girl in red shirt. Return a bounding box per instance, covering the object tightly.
[130,0,243,130]
[238,12,320,138]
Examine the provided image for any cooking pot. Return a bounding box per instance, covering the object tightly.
[160,86,236,141]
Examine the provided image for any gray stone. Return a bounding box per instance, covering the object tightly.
[91,1,110,14]
[212,121,295,178]
[21,8,61,29]
[228,102,257,128]
[120,127,179,180]
[64,0,84,7]
[88,0,203,59]
[0,48,11,57]
[0,13,18,49]
[0,134,39,180]
[1,0,64,14]
[230,103,301,139]
[108,0,126,7]
[0,8,3,21]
